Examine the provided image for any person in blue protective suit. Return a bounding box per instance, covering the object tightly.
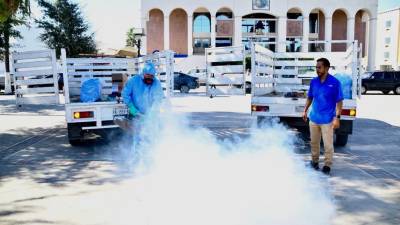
[122,62,164,118]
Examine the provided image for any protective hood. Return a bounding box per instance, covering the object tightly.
[122,62,164,114]
[140,62,157,79]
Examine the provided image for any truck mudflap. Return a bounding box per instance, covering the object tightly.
[277,117,353,135]
[257,116,352,146]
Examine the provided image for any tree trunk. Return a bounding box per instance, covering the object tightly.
[4,18,11,73]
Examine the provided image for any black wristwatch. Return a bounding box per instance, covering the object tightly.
[336,115,341,119]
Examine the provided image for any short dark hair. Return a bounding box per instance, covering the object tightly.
[317,58,330,68]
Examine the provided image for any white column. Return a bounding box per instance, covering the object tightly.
[141,17,147,54]
[325,17,332,52]
[277,16,287,52]
[368,17,377,71]
[188,15,193,55]
[211,15,216,47]
[234,16,243,46]
[302,17,309,52]
[164,16,170,50]
[347,17,355,48]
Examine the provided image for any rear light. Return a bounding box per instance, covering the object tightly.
[73,111,94,119]
[341,109,357,117]
[251,105,269,112]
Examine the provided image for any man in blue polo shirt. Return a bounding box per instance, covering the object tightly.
[302,58,343,175]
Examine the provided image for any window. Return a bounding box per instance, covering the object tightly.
[384,72,394,80]
[372,72,384,79]
[309,13,319,33]
[193,15,211,33]
[216,37,233,47]
[394,72,400,80]
[385,20,392,29]
[384,52,390,59]
[385,37,391,45]
[286,38,302,52]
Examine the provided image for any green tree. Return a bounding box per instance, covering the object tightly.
[0,0,30,73]
[126,27,137,47]
[0,0,30,22]
[36,0,97,57]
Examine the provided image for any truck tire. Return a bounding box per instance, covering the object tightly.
[257,116,277,128]
[257,116,266,128]
[382,90,390,95]
[334,134,348,147]
[67,123,83,146]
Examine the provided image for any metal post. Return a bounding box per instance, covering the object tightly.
[51,49,60,104]
[251,42,257,97]
[61,49,70,104]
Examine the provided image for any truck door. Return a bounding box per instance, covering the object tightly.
[369,72,384,90]
[383,72,395,90]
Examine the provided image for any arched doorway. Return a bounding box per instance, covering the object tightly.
[242,13,277,51]
[309,8,325,52]
[192,8,211,54]
[147,9,164,54]
[355,10,370,57]
[170,8,188,55]
[286,8,303,52]
[216,7,234,47]
[332,9,348,52]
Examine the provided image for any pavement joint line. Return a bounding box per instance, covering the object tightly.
[343,153,400,180]
[2,135,55,161]
[0,113,64,117]
[0,128,63,161]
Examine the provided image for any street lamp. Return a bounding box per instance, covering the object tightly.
[133,28,144,57]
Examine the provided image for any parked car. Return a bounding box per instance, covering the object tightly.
[27,74,64,91]
[361,71,400,95]
[187,68,206,85]
[160,72,199,93]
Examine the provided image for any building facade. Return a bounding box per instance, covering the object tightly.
[141,0,378,70]
[376,8,400,71]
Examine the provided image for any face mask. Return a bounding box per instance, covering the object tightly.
[144,77,154,85]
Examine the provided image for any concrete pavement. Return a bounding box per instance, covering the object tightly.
[0,93,399,225]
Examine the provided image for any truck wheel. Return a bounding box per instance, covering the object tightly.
[67,123,83,146]
[257,116,266,127]
[394,86,400,95]
[361,85,367,94]
[334,134,348,147]
[257,116,277,128]
[382,90,390,95]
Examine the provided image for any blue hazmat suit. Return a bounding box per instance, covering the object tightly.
[122,62,164,116]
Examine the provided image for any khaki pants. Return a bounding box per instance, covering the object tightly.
[309,121,334,167]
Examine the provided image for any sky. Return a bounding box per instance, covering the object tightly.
[10,0,400,53]
[14,0,141,52]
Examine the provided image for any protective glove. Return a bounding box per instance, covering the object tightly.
[128,104,139,117]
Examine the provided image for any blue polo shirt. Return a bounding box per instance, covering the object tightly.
[308,74,344,124]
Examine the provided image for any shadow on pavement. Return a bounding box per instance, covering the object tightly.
[0,125,137,188]
[0,98,64,115]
